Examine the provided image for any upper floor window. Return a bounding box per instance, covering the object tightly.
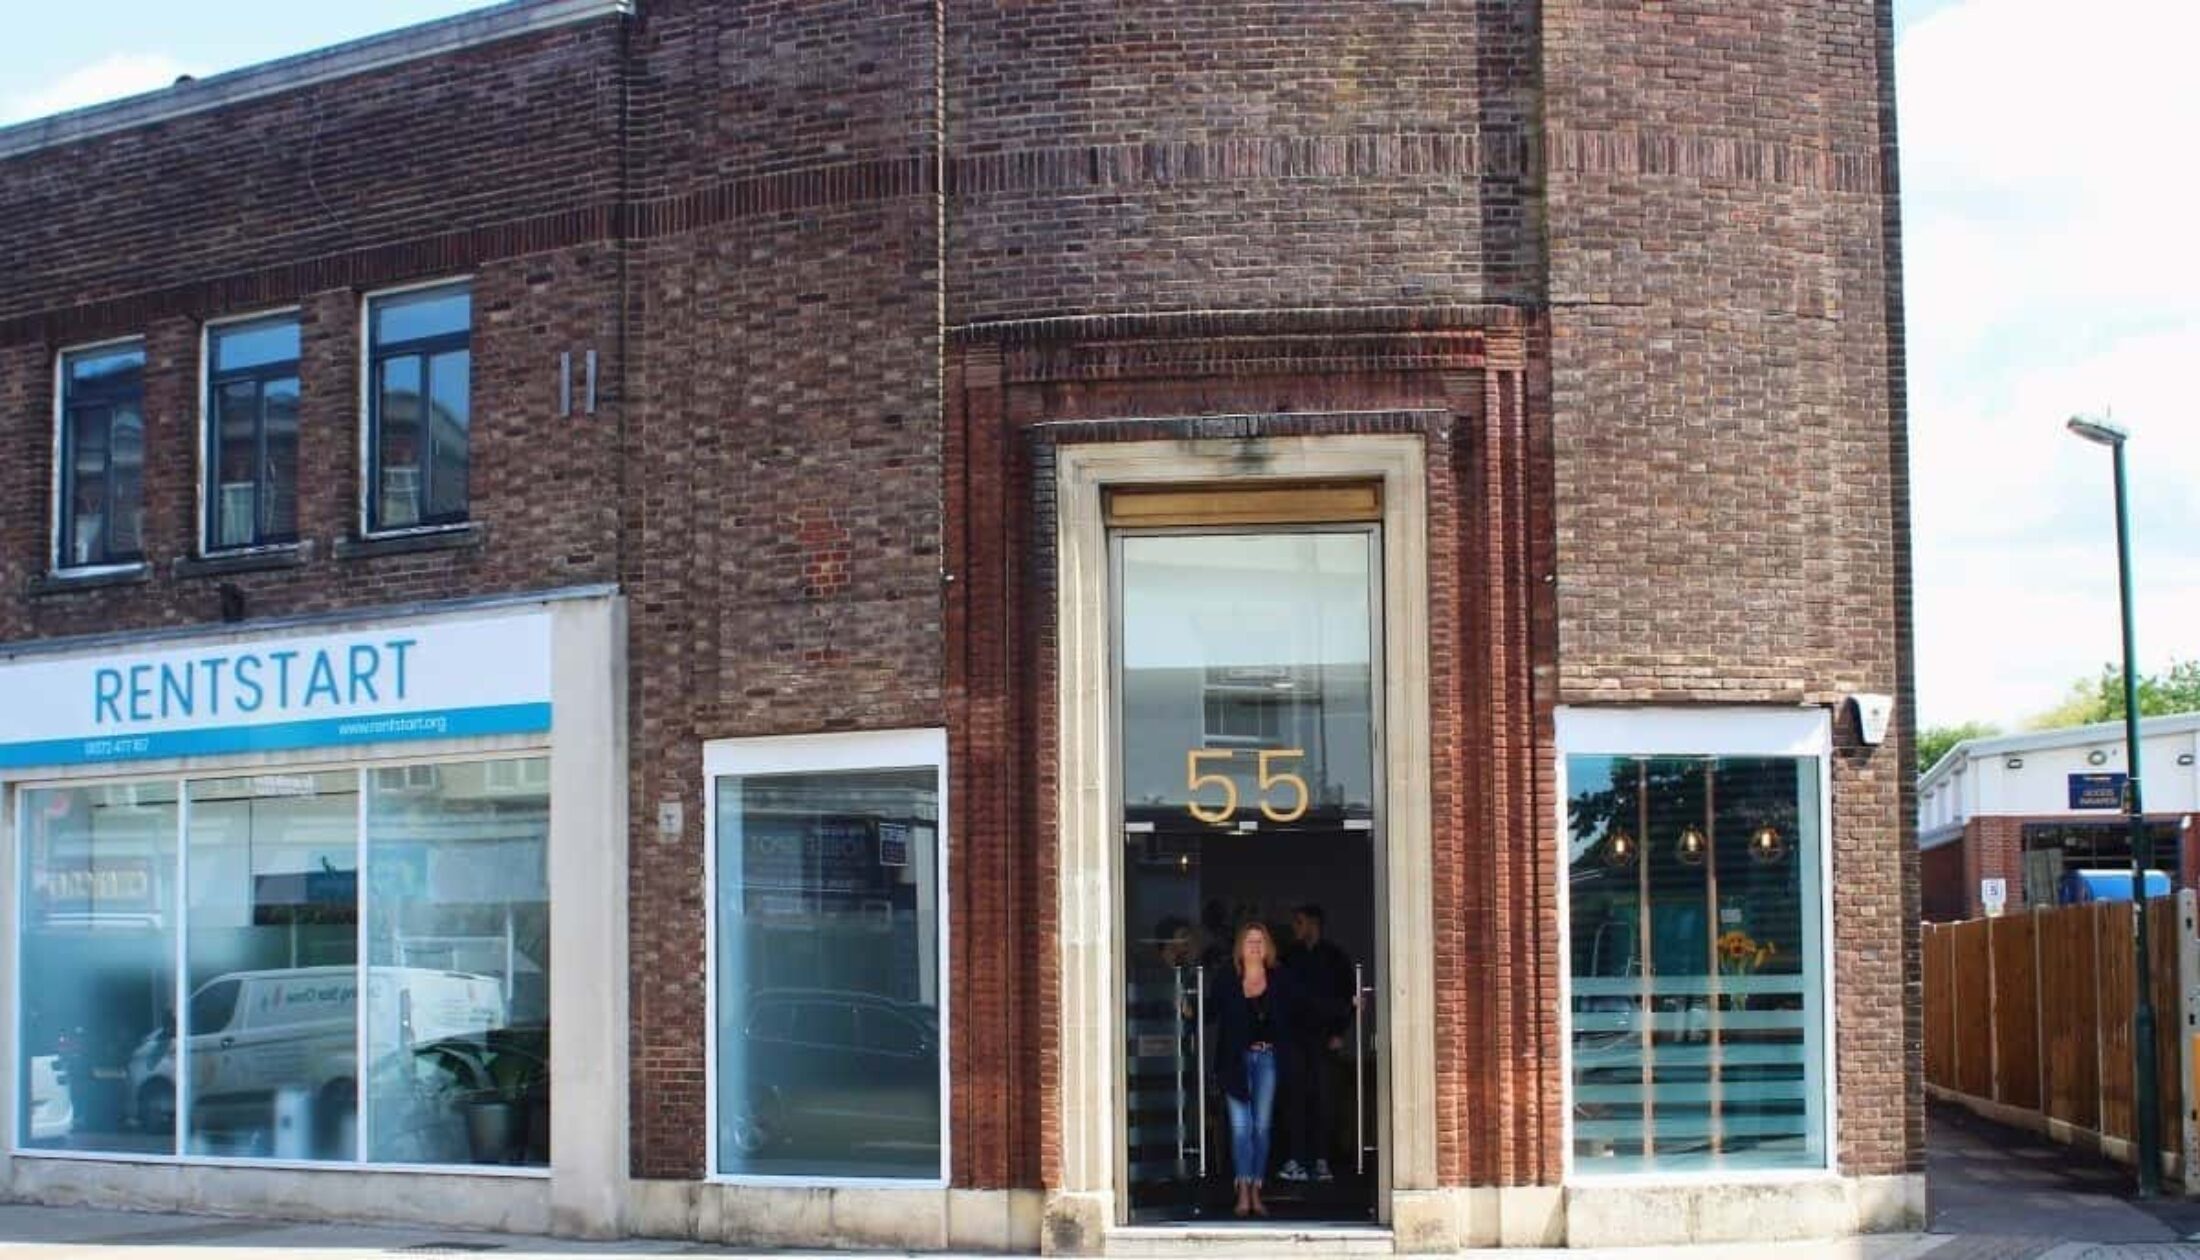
[57,342,148,570]
[205,316,301,552]
[366,284,471,533]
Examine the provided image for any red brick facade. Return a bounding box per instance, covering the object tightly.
[0,0,1917,1214]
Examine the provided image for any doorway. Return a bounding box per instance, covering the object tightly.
[1113,525,1385,1224]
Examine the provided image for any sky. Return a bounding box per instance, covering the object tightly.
[2,1,2193,735]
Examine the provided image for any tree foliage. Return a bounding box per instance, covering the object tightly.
[1916,721,2000,774]
[2024,658,2200,731]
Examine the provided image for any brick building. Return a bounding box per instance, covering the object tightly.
[1919,714,2200,922]
[0,0,1919,1250]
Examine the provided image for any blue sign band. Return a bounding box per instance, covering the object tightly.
[0,702,552,769]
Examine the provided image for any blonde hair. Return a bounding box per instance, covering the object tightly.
[1233,921,1278,974]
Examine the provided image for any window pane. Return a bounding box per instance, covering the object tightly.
[372,288,469,346]
[68,345,144,389]
[215,316,301,371]
[425,350,470,522]
[715,766,941,1179]
[60,345,144,568]
[262,379,300,541]
[66,406,110,568]
[185,772,360,1162]
[363,759,550,1168]
[18,782,179,1155]
[213,382,259,550]
[213,320,299,373]
[1119,533,1377,825]
[1567,754,1824,1173]
[376,356,423,530]
[107,403,145,560]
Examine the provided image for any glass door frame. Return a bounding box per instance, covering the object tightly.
[1104,520,1392,1226]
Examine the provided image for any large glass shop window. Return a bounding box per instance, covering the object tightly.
[17,783,179,1154]
[13,759,549,1168]
[1566,756,1826,1172]
[714,761,943,1180]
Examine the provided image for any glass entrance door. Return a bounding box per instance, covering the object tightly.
[1116,529,1382,1224]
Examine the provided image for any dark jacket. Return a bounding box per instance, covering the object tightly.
[1286,937,1357,1042]
[1206,966,1305,1102]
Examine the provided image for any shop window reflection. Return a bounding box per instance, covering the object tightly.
[365,759,550,1167]
[184,772,360,1160]
[1567,756,1825,1172]
[714,764,943,1180]
[17,783,178,1154]
[17,758,550,1168]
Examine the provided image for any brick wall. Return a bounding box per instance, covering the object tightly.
[1540,0,1919,1177]
[944,0,1542,323]
[0,21,628,643]
[0,0,1916,1202]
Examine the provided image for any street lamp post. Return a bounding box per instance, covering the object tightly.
[2067,413,2159,1198]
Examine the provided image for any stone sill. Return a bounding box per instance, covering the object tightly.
[333,521,488,560]
[26,563,151,596]
[173,542,313,579]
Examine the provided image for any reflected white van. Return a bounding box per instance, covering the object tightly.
[126,966,503,1151]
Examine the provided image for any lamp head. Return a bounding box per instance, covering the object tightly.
[2067,414,2129,446]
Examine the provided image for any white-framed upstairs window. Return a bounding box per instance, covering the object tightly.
[1558,706,1833,1178]
[53,339,148,573]
[704,728,949,1186]
[201,312,302,554]
[362,281,471,536]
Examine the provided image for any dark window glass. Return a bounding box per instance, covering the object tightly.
[367,285,470,532]
[57,343,146,569]
[859,1009,926,1057]
[796,1003,856,1048]
[747,1001,795,1041]
[187,980,241,1036]
[204,318,301,552]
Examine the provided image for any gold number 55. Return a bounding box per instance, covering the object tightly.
[1257,749,1310,823]
[1185,750,1239,824]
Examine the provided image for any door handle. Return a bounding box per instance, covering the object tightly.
[1195,965,1208,1181]
[1353,963,1369,1176]
[1174,966,1189,1178]
[219,1036,235,1049]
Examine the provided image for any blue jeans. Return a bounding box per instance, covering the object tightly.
[1225,1045,1278,1184]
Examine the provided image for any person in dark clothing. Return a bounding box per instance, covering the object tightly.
[1279,903,1357,1183]
[1207,920,1304,1217]
[1196,898,1234,975]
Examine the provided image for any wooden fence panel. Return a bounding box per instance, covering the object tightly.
[2039,903,2101,1131]
[2098,902,2136,1141]
[2151,901,2182,1153]
[1991,913,2040,1110]
[1922,925,1952,1090]
[1953,919,1995,1100]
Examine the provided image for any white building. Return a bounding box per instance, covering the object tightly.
[1917,713,2200,920]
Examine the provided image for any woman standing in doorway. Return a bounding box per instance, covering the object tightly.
[1210,920,1302,1218]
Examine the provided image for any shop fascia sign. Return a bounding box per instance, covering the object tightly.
[0,611,551,769]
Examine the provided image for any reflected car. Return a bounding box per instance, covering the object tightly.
[126,966,503,1154]
[722,988,939,1160]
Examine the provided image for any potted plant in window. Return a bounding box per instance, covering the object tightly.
[459,1030,548,1165]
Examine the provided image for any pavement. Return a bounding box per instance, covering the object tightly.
[4,1102,2200,1258]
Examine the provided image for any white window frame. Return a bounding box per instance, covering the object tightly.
[49,335,149,578]
[1554,705,1837,1184]
[702,726,951,1188]
[7,748,551,1177]
[197,306,304,559]
[357,276,474,541]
